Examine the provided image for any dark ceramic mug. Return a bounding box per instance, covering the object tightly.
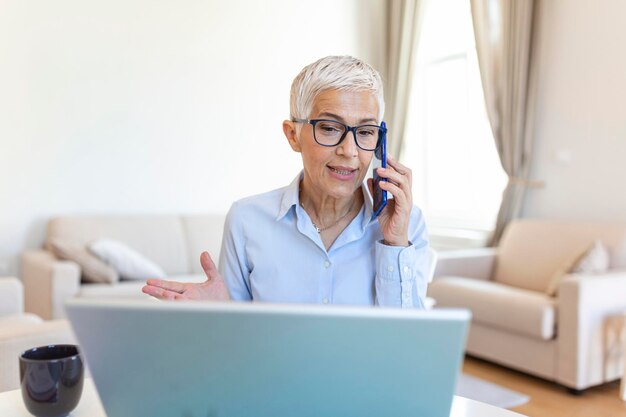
[19,345,84,417]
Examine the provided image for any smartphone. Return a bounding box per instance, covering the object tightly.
[372,121,387,217]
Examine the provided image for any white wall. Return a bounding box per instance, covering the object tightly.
[523,0,626,221]
[0,0,386,275]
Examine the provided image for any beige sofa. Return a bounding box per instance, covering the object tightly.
[0,277,75,392]
[428,219,626,391]
[21,215,226,320]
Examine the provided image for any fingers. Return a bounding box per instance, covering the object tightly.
[200,251,219,281]
[379,180,408,209]
[386,155,412,181]
[376,155,412,206]
[145,278,186,294]
[142,284,187,300]
[380,156,412,186]
[376,169,411,206]
[378,168,405,187]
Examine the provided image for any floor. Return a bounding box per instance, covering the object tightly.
[463,356,626,417]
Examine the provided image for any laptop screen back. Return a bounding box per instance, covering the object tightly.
[65,299,470,417]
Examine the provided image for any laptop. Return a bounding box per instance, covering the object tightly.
[65,298,470,417]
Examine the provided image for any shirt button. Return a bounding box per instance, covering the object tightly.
[322,297,329,304]
[324,261,331,268]
[387,266,394,272]
[403,266,410,273]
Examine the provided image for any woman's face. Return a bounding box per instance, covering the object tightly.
[285,89,380,201]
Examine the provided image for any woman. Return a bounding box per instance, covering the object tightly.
[143,55,430,308]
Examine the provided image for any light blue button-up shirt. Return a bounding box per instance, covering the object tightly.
[218,173,430,308]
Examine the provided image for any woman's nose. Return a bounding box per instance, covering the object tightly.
[338,129,359,157]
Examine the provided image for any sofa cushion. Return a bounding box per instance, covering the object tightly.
[46,216,190,275]
[182,215,226,274]
[78,274,206,298]
[88,239,166,280]
[0,313,43,327]
[49,238,120,284]
[428,277,556,340]
[494,220,626,292]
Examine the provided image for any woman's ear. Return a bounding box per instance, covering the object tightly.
[283,120,302,153]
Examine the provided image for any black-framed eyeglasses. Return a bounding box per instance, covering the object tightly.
[291,118,386,151]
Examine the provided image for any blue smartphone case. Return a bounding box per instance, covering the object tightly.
[372,121,387,217]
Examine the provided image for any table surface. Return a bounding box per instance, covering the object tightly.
[1,379,527,417]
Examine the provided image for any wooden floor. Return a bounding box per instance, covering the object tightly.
[463,356,626,417]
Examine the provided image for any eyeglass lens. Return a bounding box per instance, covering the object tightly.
[314,120,380,150]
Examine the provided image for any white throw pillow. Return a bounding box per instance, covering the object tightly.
[49,238,120,284]
[570,240,610,274]
[610,238,626,269]
[545,240,610,296]
[88,239,166,280]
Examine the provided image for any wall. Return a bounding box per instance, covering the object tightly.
[523,0,626,222]
[0,0,386,275]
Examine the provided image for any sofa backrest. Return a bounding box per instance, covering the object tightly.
[181,215,226,274]
[45,214,228,277]
[493,219,626,292]
[46,216,191,275]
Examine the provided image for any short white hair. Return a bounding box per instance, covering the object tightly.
[289,55,385,122]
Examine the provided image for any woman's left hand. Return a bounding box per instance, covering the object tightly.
[368,155,412,247]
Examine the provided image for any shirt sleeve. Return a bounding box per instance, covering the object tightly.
[374,207,430,309]
[218,203,253,301]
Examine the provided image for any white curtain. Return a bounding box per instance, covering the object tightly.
[471,0,541,245]
[385,0,425,158]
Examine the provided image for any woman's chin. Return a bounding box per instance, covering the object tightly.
[320,180,361,200]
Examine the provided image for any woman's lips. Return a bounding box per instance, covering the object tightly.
[327,165,357,180]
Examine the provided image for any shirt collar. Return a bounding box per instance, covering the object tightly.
[276,172,303,221]
[277,170,376,228]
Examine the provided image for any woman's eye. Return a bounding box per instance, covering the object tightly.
[320,124,341,133]
[357,128,376,136]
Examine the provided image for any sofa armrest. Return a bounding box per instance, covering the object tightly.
[0,277,23,316]
[557,270,626,389]
[0,319,75,392]
[433,247,497,281]
[21,250,81,320]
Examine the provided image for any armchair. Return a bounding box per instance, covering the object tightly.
[428,219,626,391]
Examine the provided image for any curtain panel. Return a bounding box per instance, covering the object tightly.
[471,0,541,245]
[385,0,424,158]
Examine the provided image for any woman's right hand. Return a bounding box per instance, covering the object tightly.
[141,251,230,301]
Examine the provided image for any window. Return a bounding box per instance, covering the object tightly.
[402,0,507,248]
